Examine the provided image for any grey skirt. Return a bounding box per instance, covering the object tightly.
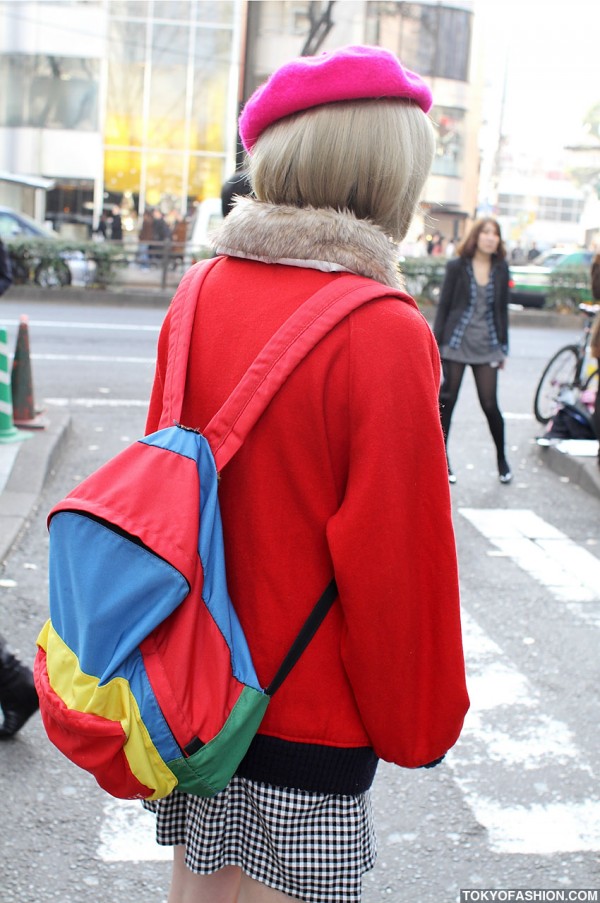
[143,775,377,902]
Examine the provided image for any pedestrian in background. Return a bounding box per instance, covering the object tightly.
[169,210,188,267]
[221,167,253,217]
[143,44,468,903]
[433,217,511,484]
[152,209,171,243]
[95,212,108,241]
[110,204,123,241]
[170,210,188,248]
[152,208,171,243]
[138,208,154,268]
[590,253,600,468]
[510,243,525,265]
[150,209,171,263]
[0,635,39,739]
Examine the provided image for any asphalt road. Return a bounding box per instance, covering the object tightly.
[0,297,598,902]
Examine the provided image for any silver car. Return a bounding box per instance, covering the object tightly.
[0,206,94,287]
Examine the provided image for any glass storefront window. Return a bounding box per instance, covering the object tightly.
[146,24,189,148]
[103,148,224,214]
[109,1,234,24]
[498,194,527,216]
[152,0,233,25]
[367,3,472,83]
[104,4,235,211]
[108,0,149,17]
[190,28,232,153]
[431,106,465,178]
[188,155,226,205]
[104,148,142,197]
[538,197,585,223]
[144,151,185,207]
[106,19,146,147]
[0,54,99,130]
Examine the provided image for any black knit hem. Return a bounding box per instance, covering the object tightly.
[235,734,379,795]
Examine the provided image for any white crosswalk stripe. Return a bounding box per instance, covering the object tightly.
[33,353,155,364]
[451,610,600,854]
[44,397,149,408]
[460,508,600,623]
[97,800,170,862]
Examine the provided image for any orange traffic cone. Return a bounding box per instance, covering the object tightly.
[0,326,31,444]
[11,315,47,430]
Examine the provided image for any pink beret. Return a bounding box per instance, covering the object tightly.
[239,44,433,153]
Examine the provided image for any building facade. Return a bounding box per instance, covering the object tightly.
[0,0,243,236]
[0,0,481,247]
[244,0,482,250]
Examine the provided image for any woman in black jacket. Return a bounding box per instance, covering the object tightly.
[433,218,511,484]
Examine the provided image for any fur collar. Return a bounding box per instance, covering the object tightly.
[212,197,403,290]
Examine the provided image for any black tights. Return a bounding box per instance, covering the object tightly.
[439,360,507,464]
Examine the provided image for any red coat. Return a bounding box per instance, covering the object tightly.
[146,255,469,793]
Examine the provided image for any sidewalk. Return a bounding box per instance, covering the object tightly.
[536,438,600,500]
[0,411,597,570]
[0,413,70,565]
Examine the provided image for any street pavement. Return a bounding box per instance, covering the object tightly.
[0,290,598,571]
[0,350,597,569]
[0,412,71,566]
[0,404,597,560]
[0,292,598,902]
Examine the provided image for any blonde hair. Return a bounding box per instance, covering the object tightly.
[248,98,435,242]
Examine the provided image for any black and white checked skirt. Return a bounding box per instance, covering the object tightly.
[143,776,377,902]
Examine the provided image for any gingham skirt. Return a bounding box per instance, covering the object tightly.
[143,776,377,902]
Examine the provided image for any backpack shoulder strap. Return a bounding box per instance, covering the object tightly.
[160,256,223,429]
[204,274,409,471]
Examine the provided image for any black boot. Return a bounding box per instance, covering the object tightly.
[498,456,512,484]
[0,636,39,739]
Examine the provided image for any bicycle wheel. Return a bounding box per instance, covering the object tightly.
[533,345,580,424]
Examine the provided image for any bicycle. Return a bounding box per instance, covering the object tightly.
[533,302,599,424]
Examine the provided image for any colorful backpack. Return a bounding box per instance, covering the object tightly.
[34,258,408,801]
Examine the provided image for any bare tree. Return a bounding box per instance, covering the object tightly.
[301,1,336,56]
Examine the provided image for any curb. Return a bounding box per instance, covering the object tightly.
[537,444,600,501]
[419,304,581,331]
[6,285,173,307]
[0,413,71,565]
[5,286,587,327]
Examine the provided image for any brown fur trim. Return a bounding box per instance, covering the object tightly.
[212,198,404,289]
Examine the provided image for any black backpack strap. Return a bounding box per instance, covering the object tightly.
[265,578,338,696]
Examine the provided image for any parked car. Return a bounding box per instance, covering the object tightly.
[509,248,593,308]
[0,206,94,287]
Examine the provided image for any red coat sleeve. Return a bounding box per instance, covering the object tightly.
[326,299,469,767]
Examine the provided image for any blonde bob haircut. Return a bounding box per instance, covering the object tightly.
[248,98,435,243]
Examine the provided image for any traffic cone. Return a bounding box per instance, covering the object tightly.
[11,315,47,430]
[0,327,31,444]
